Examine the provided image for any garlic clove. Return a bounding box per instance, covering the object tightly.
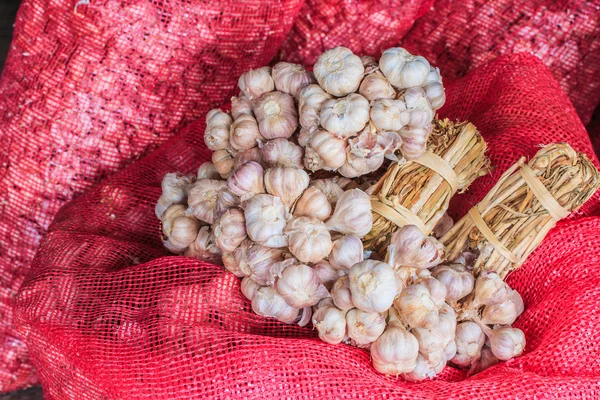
[284,216,333,264]
[311,178,351,206]
[231,95,254,119]
[274,264,329,308]
[253,91,298,140]
[212,149,235,178]
[252,286,299,323]
[420,277,448,310]
[346,309,386,345]
[271,62,316,97]
[370,99,410,131]
[197,162,221,180]
[155,173,194,219]
[306,130,347,169]
[312,303,347,344]
[233,147,265,169]
[186,179,239,224]
[204,109,233,151]
[431,263,475,302]
[312,260,344,290]
[437,303,457,346]
[313,46,364,97]
[319,94,370,136]
[293,186,332,221]
[330,276,354,310]
[241,276,261,301]
[403,351,446,382]
[325,189,372,238]
[162,210,202,253]
[451,321,485,368]
[329,235,364,270]
[298,84,332,131]
[264,167,310,210]
[379,48,430,89]
[260,138,304,169]
[444,340,457,361]
[244,194,289,248]
[481,297,519,326]
[240,243,286,286]
[213,208,247,253]
[348,260,397,313]
[370,320,419,375]
[401,87,435,129]
[386,225,445,269]
[338,124,392,178]
[486,326,526,361]
[238,66,275,100]
[359,71,396,101]
[229,114,263,152]
[227,161,265,203]
[184,226,222,265]
[395,283,439,329]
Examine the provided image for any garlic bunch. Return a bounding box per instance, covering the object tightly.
[379,47,430,89]
[346,309,386,346]
[319,94,370,136]
[452,321,485,368]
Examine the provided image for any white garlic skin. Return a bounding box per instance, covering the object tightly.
[395,284,439,329]
[359,71,396,101]
[285,216,333,264]
[241,277,261,301]
[423,67,446,110]
[313,260,344,290]
[420,277,448,310]
[212,149,235,178]
[230,95,254,119]
[306,130,348,169]
[313,46,364,97]
[213,208,247,253]
[222,251,247,277]
[229,114,262,151]
[509,289,525,318]
[452,321,485,368]
[444,340,457,361]
[227,161,265,203]
[370,99,410,131]
[431,263,475,302]
[204,109,232,151]
[487,327,526,361]
[370,321,419,375]
[346,309,386,345]
[242,242,285,286]
[271,62,315,97]
[379,47,431,89]
[274,264,329,308]
[184,226,222,265]
[238,66,275,100]
[398,124,432,160]
[252,286,299,323]
[412,327,446,356]
[254,91,298,140]
[348,260,398,313]
[244,194,289,248]
[233,147,265,169]
[402,87,434,129]
[297,128,313,147]
[197,162,221,180]
[155,173,193,219]
[481,297,519,326]
[293,186,332,221]
[261,138,304,169]
[303,146,325,172]
[386,225,445,269]
[330,276,354,310]
[329,235,364,271]
[403,351,445,382]
[339,130,388,178]
[161,205,202,253]
[312,303,347,344]
[186,179,239,224]
[319,94,370,136]
[264,167,310,210]
[437,303,457,346]
[325,189,373,238]
[298,84,332,131]
[473,271,510,307]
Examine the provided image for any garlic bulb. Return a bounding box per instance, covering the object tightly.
[204,109,232,151]
[313,260,344,290]
[481,297,519,326]
[330,276,354,310]
[197,162,221,180]
[319,94,370,136]
[412,327,446,356]
[264,167,310,209]
[379,47,430,89]
[298,85,332,131]
[261,138,304,169]
[329,235,363,271]
[254,91,298,140]
[423,67,445,110]
[361,55,378,73]
[311,177,352,206]
[213,208,247,253]
[251,286,299,323]
[437,303,457,346]
[233,147,264,169]
[184,226,222,265]
[238,66,274,100]
[395,284,439,328]
[486,326,526,361]
[398,124,432,160]
[231,95,253,119]
[241,242,285,285]
[348,260,397,313]
[431,263,475,302]
[472,271,509,308]
[468,346,499,376]
[325,189,372,237]
[161,205,202,253]
[312,303,347,344]
[370,320,419,375]
[306,130,347,169]
[452,321,485,367]
[241,276,261,301]
[403,352,445,382]
[227,162,265,202]
[271,62,315,96]
[186,179,239,224]
[313,46,364,97]
[274,264,329,308]
[293,187,332,221]
[433,212,453,238]
[370,99,410,131]
[339,125,392,178]
[297,128,313,147]
[401,87,434,128]
[244,194,289,248]
[222,251,247,277]
[212,149,235,178]
[284,216,333,264]
[386,225,445,269]
[155,173,194,218]
[303,146,325,172]
[229,114,262,151]
[346,309,386,345]
[359,71,396,101]
[420,277,447,309]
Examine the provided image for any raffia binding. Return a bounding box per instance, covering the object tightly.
[467,207,518,264]
[412,150,459,193]
[370,197,430,235]
[519,162,569,221]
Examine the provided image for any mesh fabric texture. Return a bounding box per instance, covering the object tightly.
[400,0,600,125]
[13,54,600,399]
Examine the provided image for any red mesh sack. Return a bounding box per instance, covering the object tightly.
[0,0,308,391]
[14,54,600,398]
[400,0,600,125]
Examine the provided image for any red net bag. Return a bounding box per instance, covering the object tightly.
[14,54,600,398]
[399,0,600,125]
[0,0,307,391]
